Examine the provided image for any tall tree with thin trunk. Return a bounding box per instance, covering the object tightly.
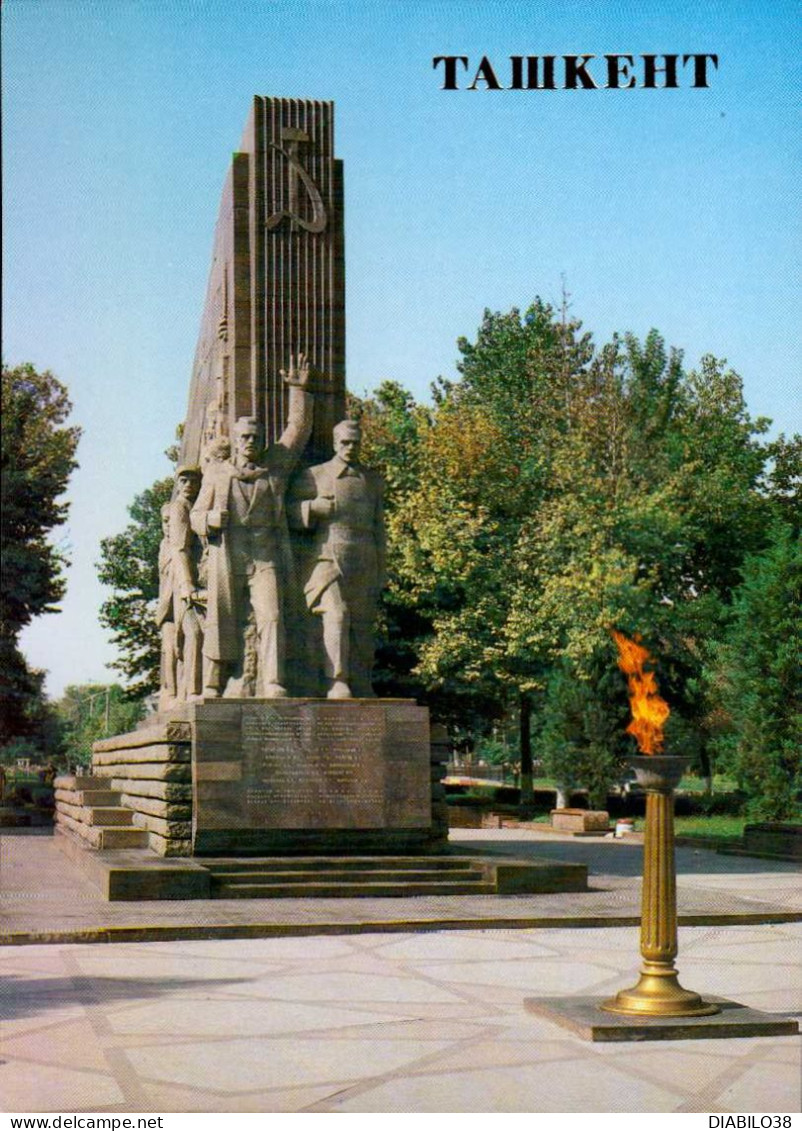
[1,363,81,746]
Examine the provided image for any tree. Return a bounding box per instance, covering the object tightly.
[506,337,774,790]
[347,382,435,703]
[54,683,146,768]
[97,477,173,697]
[382,304,780,803]
[536,657,630,809]
[705,524,802,820]
[1,363,81,747]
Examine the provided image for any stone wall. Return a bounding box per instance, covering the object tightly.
[86,703,447,858]
[92,720,193,856]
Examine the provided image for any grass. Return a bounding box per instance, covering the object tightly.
[677,774,739,794]
[516,814,749,842]
[672,815,747,842]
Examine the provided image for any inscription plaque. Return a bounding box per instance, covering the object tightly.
[191,699,431,851]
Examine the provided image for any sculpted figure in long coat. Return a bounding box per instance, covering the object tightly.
[191,357,314,698]
[289,419,385,698]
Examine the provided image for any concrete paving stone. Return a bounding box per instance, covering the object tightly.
[295,997,495,1020]
[140,1079,350,1114]
[145,935,359,960]
[759,1041,802,1065]
[432,982,553,1009]
[411,957,616,993]
[236,970,470,1003]
[679,938,801,962]
[300,1017,496,1041]
[1,1004,88,1039]
[719,989,802,1014]
[589,1034,759,1060]
[320,1058,685,1113]
[408,1035,576,1073]
[126,1034,456,1092]
[2,830,800,1114]
[525,945,632,972]
[1,1015,113,1071]
[591,1044,762,1092]
[714,1057,802,1111]
[0,949,76,975]
[69,947,285,981]
[0,1061,125,1112]
[675,959,802,1000]
[281,948,434,978]
[104,997,406,1037]
[374,932,561,960]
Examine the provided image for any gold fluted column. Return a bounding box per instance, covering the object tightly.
[602,755,719,1017]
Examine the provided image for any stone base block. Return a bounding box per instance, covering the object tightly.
[55,827,211,900]
[741,823,802,861]
[191,698,444,855]
[524,996,799,1042]
[551,808,610,833]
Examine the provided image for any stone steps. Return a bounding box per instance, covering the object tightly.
[204,856,478,874]
[54,776,149,850]
[208,855,496,898]
[55,789,121,807]
[56,811,149,849]
[212,879,497,899]
[212,867,485,886]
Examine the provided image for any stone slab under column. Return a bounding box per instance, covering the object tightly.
[523,995,800,1041]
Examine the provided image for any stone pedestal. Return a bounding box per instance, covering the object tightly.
[82,699,445,857]
[550,808,610,834]
[191,698,441,854]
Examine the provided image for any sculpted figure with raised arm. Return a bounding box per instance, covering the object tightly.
[191,356,314,698]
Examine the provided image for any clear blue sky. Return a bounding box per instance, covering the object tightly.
[4,0,800,698]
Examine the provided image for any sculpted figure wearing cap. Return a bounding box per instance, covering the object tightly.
[155,503,178,708]
[289,419,386,698]
[169,465,205,702]
[156,466,206,708]
[190,356,314,697]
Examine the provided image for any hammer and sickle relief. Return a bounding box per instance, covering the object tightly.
[265,128,328,234]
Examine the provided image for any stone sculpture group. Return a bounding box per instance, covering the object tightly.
[157,356,385,708]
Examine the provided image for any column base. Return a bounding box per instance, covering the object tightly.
[602,963,719,1017]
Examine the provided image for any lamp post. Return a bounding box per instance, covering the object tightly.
[602,754,718,1017]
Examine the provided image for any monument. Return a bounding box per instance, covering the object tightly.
[56,97,447,862]
[53,97,586,899]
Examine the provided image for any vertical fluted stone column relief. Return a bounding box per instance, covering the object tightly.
[179,97,346,469]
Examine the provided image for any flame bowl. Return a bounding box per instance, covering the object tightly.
[628,754,688,792]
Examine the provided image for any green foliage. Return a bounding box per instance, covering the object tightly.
[54,683,146,768]
[390,301,593,714]
[1,363,81,747]
[474,735,516,766]
[97,478,174,697]
[536,658,630,808]
[705,524,802,820]
[761,433,802,534]
[367,301,784,806]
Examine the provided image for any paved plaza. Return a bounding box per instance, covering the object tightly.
[1,829,800,1113]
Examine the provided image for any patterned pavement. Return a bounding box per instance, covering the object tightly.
[1,829,799,1113]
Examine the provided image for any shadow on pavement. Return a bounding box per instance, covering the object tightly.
[457,834,800,878]
[0,974,251,1020]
